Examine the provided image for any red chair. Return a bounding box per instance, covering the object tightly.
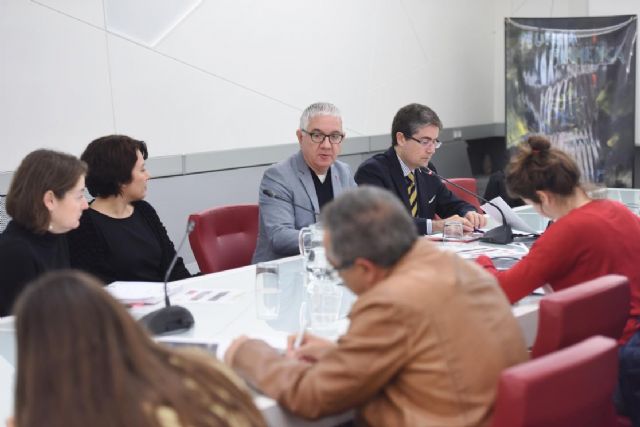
[188,205,259,274]
[531,274,630,358]
[443,177,483,212]
[490,336,619,427]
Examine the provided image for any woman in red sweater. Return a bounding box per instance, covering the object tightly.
[476,135,640,344]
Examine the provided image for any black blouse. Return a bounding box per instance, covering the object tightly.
[67,200,191,284]
[0,221,70,315]
[88,208,163,282]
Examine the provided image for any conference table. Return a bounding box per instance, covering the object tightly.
[6,186,638,426]
[0,253,540,427]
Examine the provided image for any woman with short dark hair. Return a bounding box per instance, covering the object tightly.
[0,149,88,315]
[10,270,266,427]
[476,135,640,344]
[68,135,192,284]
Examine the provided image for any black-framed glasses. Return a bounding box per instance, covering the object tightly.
[301,129,345,145]
[406,135,442,149]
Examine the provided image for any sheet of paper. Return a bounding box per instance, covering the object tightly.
[481,196,538,234]
[154,336,218,355]
[106,281,183,305]
[428,232,483,243]
[441,242,529,259]
[171,288,244,304]
[215,331,288,360]
[453,245,527,259]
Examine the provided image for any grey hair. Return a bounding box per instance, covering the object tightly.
[299,102,342,130]
[321,186,418,268]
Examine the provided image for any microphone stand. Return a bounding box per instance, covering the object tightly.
[139,221,196,335]
[421,167,513,244]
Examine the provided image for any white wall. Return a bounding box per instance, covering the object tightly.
[2,0,637,173]
[1,0,500,172]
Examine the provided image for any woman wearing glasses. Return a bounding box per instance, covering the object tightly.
[67,135,192,284]
[9,270,266,427]
[0,150,88,316]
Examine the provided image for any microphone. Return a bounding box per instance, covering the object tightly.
[262,189,319,221]
[421,167,513,244]
[139,220,196,335]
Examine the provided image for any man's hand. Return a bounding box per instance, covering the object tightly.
[224,335,250,366]
[286,332,336,363]
[464,211,487,229]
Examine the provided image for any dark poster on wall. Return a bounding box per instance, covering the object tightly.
[505,15,637,187]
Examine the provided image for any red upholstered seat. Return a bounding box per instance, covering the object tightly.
[531,274,630,358]
[443,177,483,212]
[490,336,619,427]
[188,205,259,274]
[618,416,632,427]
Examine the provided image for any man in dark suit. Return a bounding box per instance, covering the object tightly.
[355,103,486,235]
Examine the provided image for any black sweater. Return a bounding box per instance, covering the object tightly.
[67,200,191,284]
[0,221,70,315]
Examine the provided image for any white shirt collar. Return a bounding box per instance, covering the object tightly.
[396,153,415,178]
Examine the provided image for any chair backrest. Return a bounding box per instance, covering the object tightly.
[443,178,483,212]
[490,335,619,427]
[531,274,630,358]
[188,204,259,274]
[0,195,10,233]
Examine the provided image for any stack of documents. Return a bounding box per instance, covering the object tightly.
[106,281,182,305]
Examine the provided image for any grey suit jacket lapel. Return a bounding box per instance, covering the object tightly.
[294,151,320,215]
[331,163,343,195]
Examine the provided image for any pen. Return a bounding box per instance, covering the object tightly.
[294,302,307,349]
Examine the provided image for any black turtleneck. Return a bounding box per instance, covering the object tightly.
[310,167,334,210]
[0,221,69,316]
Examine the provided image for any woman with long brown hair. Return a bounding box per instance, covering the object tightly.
[10,270,266,427]
[476,135,640,344]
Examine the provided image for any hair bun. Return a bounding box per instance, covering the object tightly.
[527,135,551,153]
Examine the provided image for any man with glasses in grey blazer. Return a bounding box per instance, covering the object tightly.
[253,102,356,263]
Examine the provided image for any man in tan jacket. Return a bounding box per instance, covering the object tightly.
[225,186,528,427]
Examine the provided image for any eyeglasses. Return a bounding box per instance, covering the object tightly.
[406,135,442,149]
[301,129,345,145]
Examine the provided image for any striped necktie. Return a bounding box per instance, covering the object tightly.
[406,172,417,217]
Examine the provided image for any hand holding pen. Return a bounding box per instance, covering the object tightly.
[287,303,336,362]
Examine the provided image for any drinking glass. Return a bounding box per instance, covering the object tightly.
[299,223,330,281]
[442,221,464,243]
[255,262,280,320]
[307,278,342,332]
